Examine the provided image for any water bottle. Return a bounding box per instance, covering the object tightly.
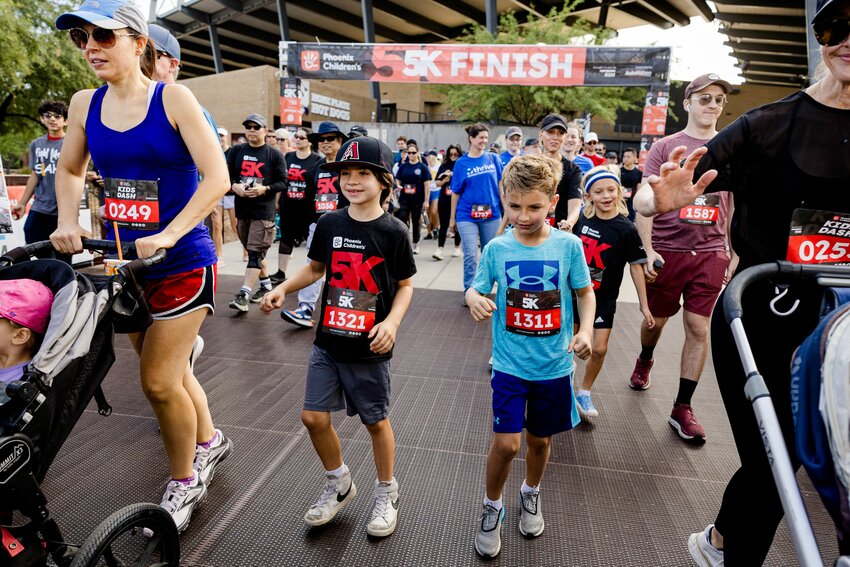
[646,259,664,283]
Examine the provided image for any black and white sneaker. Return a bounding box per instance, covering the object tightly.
[159,475,207,533]
[251,287,271,303]
[269,270,286,286]
[229,292,250,312]
[189,336,204,374]
[304,470,357,526]
[193,429,233,486]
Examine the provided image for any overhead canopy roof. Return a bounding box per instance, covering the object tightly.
[155,0,809,87]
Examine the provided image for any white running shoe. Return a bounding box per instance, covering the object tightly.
[304,470,357,526]
[433,247,444,260]
[367,478,399,537]
[688,524,724,567]
[193,429,233,486]
[159,475,207,533]
[452,247,461,257]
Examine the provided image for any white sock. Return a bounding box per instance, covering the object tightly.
[578,389,591,397]
[326,463,348,478]
[259,277,272,290]
[484,496,502,511]
[240,285,252,295]
[521,480,538,495]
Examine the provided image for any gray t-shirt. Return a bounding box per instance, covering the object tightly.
[28,135,64,215]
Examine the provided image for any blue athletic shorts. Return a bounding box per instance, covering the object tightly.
[303,345,391,425]
[491,370,578,437]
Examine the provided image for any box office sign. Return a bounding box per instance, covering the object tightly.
[287,43,670,87]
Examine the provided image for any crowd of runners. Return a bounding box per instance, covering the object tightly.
[1,0,847,564]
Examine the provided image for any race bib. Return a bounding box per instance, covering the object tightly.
[315,193,339,213]
[444,188,452,196]
[403,184,417,195]
[505,287,561,337]
[622,187,633,199]
[787,208,850,265]
[679,194,720,225]
[588,266,604,290]
[322,288,377,338]
[103,178,160,230]
[287,189,305,200]
[471,204,493,220]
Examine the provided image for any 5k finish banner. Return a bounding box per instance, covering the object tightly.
[287,43,670,87]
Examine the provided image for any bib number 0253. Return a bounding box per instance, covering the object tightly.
[787,208,850,265]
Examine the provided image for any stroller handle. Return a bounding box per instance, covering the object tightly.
[724,261,850,324]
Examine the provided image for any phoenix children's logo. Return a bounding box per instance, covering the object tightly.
[340,141,360,162]
[505,260,559,291]
[333,237,343,248]
[301,51,320,72]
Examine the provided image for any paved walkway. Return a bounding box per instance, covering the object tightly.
[41,235,839,566]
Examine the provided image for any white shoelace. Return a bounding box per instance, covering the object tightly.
[521,491,539,514]
[161,480,191,514]
[372,492,392,518]
[313,479,343,510]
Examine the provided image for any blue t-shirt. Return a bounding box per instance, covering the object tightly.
[572,154,594,175]
[471,228,591,380]
[499,151,518,168]
[450,152,503,223]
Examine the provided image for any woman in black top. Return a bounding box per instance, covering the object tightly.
[433,144,462,260]
[635,1,850,563]
[394,140,430,253]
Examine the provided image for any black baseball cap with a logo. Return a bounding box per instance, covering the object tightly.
[321,137,394,177]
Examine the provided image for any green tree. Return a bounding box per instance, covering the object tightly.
[435,3,646,126]
[0,0,98,167]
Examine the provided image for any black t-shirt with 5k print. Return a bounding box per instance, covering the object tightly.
[309,208,417,362]
[226,143,288,220]
[308,157,350,225]
[281,150,322,220]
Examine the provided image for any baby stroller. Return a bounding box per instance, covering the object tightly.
[725,261,850,567]
[0,240,179,567]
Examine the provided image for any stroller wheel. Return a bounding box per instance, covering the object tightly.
[70,503,180,567]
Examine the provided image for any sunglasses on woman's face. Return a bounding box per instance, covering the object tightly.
[814,18,850,46]
[69,27,135,49]
[293,134,308,140]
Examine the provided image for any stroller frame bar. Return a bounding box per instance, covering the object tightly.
[730,317,822,566]
[724,260,850,567]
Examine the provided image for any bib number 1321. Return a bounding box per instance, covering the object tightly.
[322,288,377,338]
[505,287,561,337]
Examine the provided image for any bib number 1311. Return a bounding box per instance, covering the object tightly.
[505,288,561,337]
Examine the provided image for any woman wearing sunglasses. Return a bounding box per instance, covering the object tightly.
[634,0,850,564]
[50,0,231,534]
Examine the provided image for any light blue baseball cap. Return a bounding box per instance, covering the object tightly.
[148,23,180,60]
[55,0,148,35]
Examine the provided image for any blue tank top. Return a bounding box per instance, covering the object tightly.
[86,82,216,279]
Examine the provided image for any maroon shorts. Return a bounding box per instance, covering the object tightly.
[647,250,728,318]
[144,264,217,320]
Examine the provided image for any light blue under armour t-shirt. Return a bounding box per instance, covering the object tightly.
[471,228,591,381]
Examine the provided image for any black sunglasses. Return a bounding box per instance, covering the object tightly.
[318,135,339,142]
[69,27,135,49]
[41,112,64,120]
[293,134,308,140]
[814,18,850,46]
[244,124,263,131]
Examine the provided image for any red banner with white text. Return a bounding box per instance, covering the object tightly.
[286,43,670,87]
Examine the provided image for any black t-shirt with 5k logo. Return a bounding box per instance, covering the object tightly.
[308,208,417,362]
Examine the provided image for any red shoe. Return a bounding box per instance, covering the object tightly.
[669,403,706,442]
[629,358,653,390]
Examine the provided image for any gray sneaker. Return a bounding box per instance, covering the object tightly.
[229,292,250,312]
[519,490,545,537]
[304,470,357,527]
[688,524,724,567]
[474,504,504,558]
[367,478,399,537]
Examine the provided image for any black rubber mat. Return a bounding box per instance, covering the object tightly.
[37,276,838,566]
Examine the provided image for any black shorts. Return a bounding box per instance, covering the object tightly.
[572,296,615,329]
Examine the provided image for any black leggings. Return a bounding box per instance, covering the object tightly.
[395,199,424,244]
[711,279,822,565]
[438,195,460,248]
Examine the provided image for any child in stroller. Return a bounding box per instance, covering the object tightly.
[0,242,179,567]
[0,279,54,408]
